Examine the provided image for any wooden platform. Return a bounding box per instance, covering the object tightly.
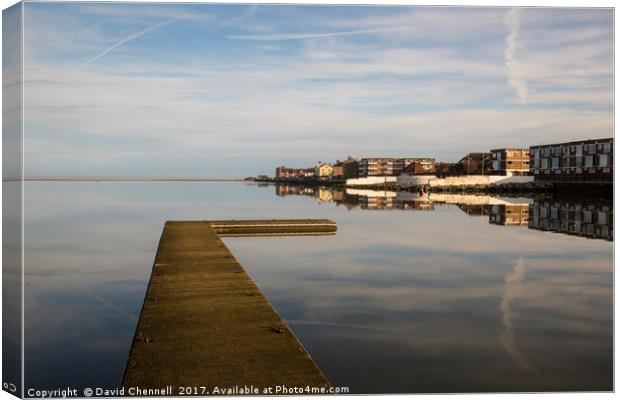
[121,220,335,395]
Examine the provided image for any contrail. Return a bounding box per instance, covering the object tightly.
[286,319,391,332]
[498,257,536,373]
[82,289,138,321]
[228,26,409,41]
[84,19,176,65]
[504,8,528,105]
[220,4,258,27]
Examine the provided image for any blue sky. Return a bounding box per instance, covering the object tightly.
[14,3,614,178]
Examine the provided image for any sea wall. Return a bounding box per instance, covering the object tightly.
[428,193,533,206]
[346,175,533,188]
[345,188,398,197]
[346,176,397,185]
[346,175,436,186]
[396,175,438,186]
[428,175,534,187]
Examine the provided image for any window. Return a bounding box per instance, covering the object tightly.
[552,158,560,169]
[584,155,594,167]
[598,154,608,167]
[541,159,548,169]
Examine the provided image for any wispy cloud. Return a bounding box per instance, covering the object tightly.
[83,18,176,65]
[504,8,528,105]
[22,4,613,177]
[228,26,409,41]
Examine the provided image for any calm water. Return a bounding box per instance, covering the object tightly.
[23,182,612,393]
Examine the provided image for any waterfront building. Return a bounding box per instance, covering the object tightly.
[528,199,613,241]
[489,204,530,226]
[456,152,492,175]
[529,138,613,183]
[275,166,288,178]
[331,161,345,179]
[434,162,458,177]
[275,166,315,179]
[342,157,360,178]
[359,157,436,177]
[315,162,334,178]
[489,148,530,176]
[401,160,437,175]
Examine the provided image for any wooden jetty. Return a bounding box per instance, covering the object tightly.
[121,220,336,395]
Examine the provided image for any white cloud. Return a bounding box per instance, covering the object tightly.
[21,5,614,177]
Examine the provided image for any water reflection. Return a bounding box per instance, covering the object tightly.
[22,182,613,394]
[274,184,613,241]
[529,199,613,241]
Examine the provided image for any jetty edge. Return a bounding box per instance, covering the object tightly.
[121,219,336,396]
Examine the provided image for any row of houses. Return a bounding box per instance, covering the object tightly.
[276,157,437,180]
[275,157,360,179]
[274,137,613,183]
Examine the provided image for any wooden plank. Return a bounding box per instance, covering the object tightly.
[210,219,337,237]
[121,220,333,395]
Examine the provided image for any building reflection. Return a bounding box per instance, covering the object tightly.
[271,184,612,241]
[346,189,434,210]
[529,199,613,241]
[274,184,436,210]
[457,204,491,216]
[489,204,530,226]
[276,185,316,197]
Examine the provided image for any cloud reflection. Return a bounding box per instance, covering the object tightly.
[498,257,536,372]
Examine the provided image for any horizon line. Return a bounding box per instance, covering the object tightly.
[6,176,247,182]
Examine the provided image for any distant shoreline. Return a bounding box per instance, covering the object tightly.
[253,177,613,196]
[14,178,245,182]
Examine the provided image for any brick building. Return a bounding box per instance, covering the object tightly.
[489,148,530,176]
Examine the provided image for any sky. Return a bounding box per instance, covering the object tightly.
[11,3,615,178]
